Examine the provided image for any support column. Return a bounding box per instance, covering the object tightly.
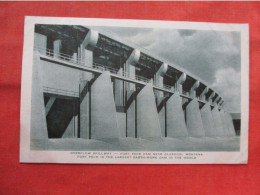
[189,80,200,98]
[53,39,61,57]
[155,63,168,137]
[31,52,48,149]
[213,95,221,106]
[79,30,99,138]
[126,49,140,138]
[208,91,215,104]
[155,63,168,102]
[200,87,209,101]
[80,29,99,81]
[70,53,77,63]
[114,68,124,107]
[176,73,186,94]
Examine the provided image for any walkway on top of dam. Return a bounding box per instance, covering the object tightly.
[35,47,215,107]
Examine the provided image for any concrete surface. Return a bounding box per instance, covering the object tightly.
[200,103,215,136]
[91,71,119,139]
[166,92,189,137]
[136,84,162,138]
[186,99,205,137]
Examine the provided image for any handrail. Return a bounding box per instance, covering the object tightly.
[43,86,79,97]
[35,47,176,94]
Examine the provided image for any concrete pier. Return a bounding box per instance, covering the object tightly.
[200,103,215,136]
[137,84,162,138]
[186,99,205,137]
[90,72,119,139]
[166,92,189,137]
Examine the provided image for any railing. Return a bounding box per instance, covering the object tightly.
[163,84,174,91]
[43,86,79,97]
[35,47,175,93]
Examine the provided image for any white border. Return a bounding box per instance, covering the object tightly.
[20,16,249,164]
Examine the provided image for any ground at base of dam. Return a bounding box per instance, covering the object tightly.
[35,136,240,151]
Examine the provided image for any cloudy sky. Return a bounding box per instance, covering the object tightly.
[92,26,241,113]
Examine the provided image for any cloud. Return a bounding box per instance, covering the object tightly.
[212,67,241,113]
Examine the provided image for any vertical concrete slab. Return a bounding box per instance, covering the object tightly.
[81,47,93,81]
[211,106,225,136]
[53,39,61,56]
[186,99,205,137]
[126,91,136,138]
[200,103,215,136]
[125,50,140,138]
[30,53,48,149]
[114,71,124,106]
[91,72,119,139]
[219,109,230,136]
[166,92,189,137]
[79,80,90,139]
[136,84,161,138]
[158,103,166,137]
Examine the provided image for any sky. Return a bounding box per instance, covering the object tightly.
[91,26,241,113]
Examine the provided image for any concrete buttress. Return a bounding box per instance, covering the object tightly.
[200,103,215,136]
[166,92,189,137]
[186,99,205,137]
[90,71,119,139]
[136,84,162,138]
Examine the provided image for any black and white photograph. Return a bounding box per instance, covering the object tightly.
[20,17,249,164]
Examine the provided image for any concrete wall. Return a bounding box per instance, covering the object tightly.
[186,99,205,137]
[91,72,119,139]
[30,53,48,149]
[166,92,188,137]
[158,102,166,137]
[136,84,161,138]
[79,80,90,139]
[40,59,82,92]
[200,103,215,136]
